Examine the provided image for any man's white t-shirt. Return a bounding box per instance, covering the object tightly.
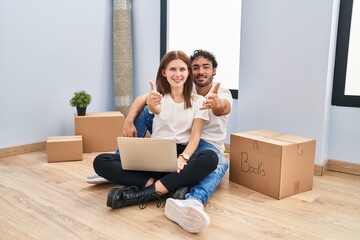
[151,93,209,145]
[193,82,233,152]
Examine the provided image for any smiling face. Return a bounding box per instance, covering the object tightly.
[155,50,193,108]
[162,59,189,88]
[191,56,217,88]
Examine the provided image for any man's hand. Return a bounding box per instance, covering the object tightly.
[122,119,137,137]
[200,83,231,116]
[200,83,221,110]
[121,94,148,137]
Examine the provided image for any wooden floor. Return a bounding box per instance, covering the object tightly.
[1,151,359,240]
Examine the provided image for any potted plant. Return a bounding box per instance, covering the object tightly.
[69,90,92,116]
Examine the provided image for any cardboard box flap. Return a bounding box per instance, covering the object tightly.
[47,136,82,143]
[76,111,124,118]
[273,134,314,144]
[232,130,314,146]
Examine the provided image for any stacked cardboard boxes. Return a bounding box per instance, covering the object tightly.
[46,111,124,162]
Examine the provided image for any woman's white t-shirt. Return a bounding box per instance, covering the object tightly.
[151,93,209,144]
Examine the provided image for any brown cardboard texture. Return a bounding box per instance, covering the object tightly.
[47,136,83,162]
[75,111,124,153]
[230,130,316,199]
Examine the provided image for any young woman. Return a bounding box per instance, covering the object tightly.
[92,50,218,209]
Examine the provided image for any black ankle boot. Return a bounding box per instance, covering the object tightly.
[107,184,162,209]
[107,186,140,209]
[171,186,189,200]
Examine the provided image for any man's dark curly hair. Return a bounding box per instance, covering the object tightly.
[189,50,218,69]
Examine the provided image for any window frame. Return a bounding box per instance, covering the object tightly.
[160,0,238,99]
[332,0,360,107]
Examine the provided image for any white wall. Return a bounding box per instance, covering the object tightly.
[1,0,359,165]
[236,0,335,165]
[0,0,114,147]
[329,106,360,163]
[131,0,161,97]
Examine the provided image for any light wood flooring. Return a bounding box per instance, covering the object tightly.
[0,151,359,240]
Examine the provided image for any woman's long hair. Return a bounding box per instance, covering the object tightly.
[156,50,193,109]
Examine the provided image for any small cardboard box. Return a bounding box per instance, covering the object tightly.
[46,136,83,162]
[230,130,316,199]
[75,111,124,153]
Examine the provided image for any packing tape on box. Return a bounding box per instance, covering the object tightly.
[248,132,304,156]
[253,141,259,150]
[297,144,304,156]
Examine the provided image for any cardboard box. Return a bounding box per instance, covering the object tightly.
[230,130,316,199]
[75,111,124,153]
[47,136,83,162]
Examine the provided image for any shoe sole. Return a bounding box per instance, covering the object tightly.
[86,175,110,184]
[86,178,110,184]
[164,198,210,233]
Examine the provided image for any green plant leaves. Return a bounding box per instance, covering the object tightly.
[70,90,92,108]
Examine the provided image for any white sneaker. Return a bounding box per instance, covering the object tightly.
[86,174,110,184]
[164,198,210,233]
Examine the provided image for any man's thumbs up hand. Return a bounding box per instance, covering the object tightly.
[200,83,221,110]
[211,83,220,94]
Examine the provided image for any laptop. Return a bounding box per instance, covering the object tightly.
[117,137,178,172]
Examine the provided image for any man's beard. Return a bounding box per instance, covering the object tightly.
[194,76,213,88]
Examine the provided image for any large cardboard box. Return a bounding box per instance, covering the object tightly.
[75,111,124,153]
[230,130,316,199]
[47,136,83,162]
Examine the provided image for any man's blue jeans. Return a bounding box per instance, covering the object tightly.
[120,106,228,205]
